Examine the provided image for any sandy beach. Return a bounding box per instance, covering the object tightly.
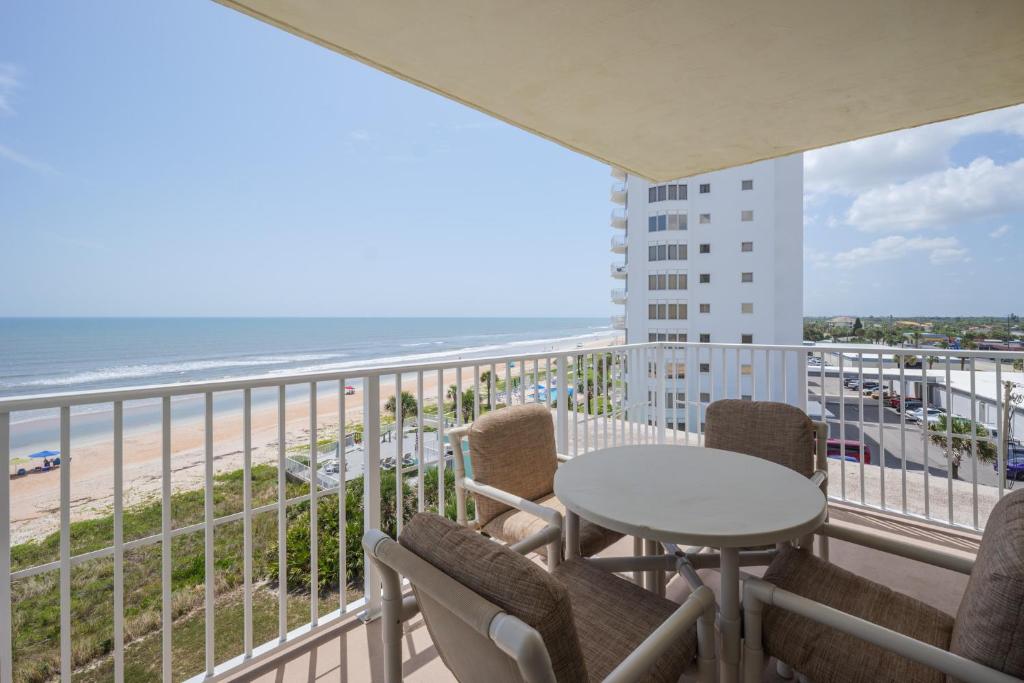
[9,336,621,544]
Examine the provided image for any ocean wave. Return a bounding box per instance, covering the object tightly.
[2,353,349,389]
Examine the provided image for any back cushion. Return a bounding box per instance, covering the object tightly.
[704,400,815,478]
[400,513,588,682]
[949,488,1024,680]
[468,403,558,525]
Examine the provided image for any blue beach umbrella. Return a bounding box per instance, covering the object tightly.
[29,450,60,459]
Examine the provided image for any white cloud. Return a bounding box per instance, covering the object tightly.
[0,63,20,115]
[0,143,54,174]
[845,157,1024,232]
[990,224,1011,239]
[831,236,968,269]
[348,129,370,142]
[805,104,1024,196]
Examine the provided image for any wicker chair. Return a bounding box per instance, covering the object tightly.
[450,404,623,569]
[364,512,717,682]
[742,488,1024,683]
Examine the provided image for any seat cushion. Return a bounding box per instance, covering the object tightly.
[949,488,1024,680]
[704,400,815,478]
[400,513,588,682]
[554,559,696,682]
[761,546,954,683]
[483,493,624,558]
[468,403,559,525]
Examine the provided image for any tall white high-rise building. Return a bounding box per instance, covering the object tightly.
[610,155,804,429]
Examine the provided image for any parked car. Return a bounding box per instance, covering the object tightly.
[845,378,861,390]
[906,407,944,425]
[808,357,822,367]
[994,449,1024,480]
[860,381,879,392]
[826,438,872,464]
[869,388,892,400]
[888,395,920,411]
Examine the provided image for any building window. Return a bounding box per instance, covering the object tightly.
[669,213,687,230]
[657,185,667,201]
[699,273,710,284]
[649,244,687,261]
[677,184,688,200]
[741,210,754,222]
[741,272,753,283]
[741,394,752,401]
[699,363,710,373]
[699,213,711,224]
[667,184,677,200]
[649,187,657,203]
[699,183,710,194]
[648,303,687,320]
[742,179,753,190]
[741,302,754,314]
[699,243,710,254]
[649,333,658,342]
[649,273,687,290]
[741,241,753,252]
[699,333,711,343]
[741,334,753,344]
[700,392,711,402]
[699,303,710,314]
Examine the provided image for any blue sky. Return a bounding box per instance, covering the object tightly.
[1,1,1022,318]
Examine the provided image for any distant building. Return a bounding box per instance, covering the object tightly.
[828,316,857,327]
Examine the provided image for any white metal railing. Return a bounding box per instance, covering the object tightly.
[610,208,627,228]
[1,340,1021,680]
[610,234,627,251]
[611,288,627,303]
[610,261,627,277]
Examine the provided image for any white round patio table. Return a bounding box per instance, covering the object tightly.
[553,445,826,683]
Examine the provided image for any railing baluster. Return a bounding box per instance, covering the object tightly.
[277,386,287,639]
[969,358,979,529]
[436,370,445,515]
[838,352,847,502]
[204,393,216,675]
[309,382,318,626]
[857,354,866,506]
[243,388,253,658]
[944,357,953,524]
[473,365,480,418]
[996,362,1005,500]
[0,412,11,683]
[338,379,347,613]
[416,371,424,512]
[899,356,907,515]
[878,356,885,511]
[557,355,568,453]
[363,376,382,617]
[922,356,930,519]
[113,402,125,683]
[395,373,404,536]
[60,406,71,683]
[161,396,172,682]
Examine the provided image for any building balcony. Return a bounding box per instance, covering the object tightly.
[610,166,626,181]
[610,182,627,204]
[3,340,1020,682]
[610,235,627,253]
[611,288,627,304]
[611,315,626,329]
[610,261,627,279]
[610,208,627,229]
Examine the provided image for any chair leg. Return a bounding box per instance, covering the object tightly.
[818,533,830,561]
[633,536,644,585]
[376,559,404,683]
[697,604,717,683]
[742,589,765,683]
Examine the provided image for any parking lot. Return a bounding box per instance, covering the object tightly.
[808,376,1003,488]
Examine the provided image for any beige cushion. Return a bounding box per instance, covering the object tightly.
[400,512,588,682]
[468,404,559,525]
[554,559,696,682]
[704,400,815,478]
[483,493,624,558]
[949,488,1024,680]
[761,546,954,683]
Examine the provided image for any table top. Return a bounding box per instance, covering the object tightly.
[553,445,826,548]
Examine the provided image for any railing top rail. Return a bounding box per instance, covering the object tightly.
[658,341,1024,358]
[0,341,647,412]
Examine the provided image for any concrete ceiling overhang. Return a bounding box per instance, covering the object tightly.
[215,0,1024,181]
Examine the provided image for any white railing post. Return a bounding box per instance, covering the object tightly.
[0,412,10,683]
[557,355,569,453]
[656,344,667,444]
[362,375,382,620]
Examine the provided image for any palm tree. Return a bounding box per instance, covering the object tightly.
[928,415,996,479]
[384,390,418,421]
[479,370,493,410]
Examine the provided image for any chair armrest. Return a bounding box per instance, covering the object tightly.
[556,452,573,463]
[809,469,827,487]
[603,586,716,683]
[821,520,975,574]
[744,578,1017,683]
[462,478,563,529]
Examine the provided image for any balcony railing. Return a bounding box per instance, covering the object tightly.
[1,340,1020,681]
[611,315,626,329]
[610,166,626,181]
[610,235,627,253]
[610,182,626,204]
[610,209,627,229]
[610,262,627,278]
[611,288,627,304]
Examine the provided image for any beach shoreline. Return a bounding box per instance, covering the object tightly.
[9,334,621,544]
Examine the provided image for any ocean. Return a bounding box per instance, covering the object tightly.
[0,318,614,454]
